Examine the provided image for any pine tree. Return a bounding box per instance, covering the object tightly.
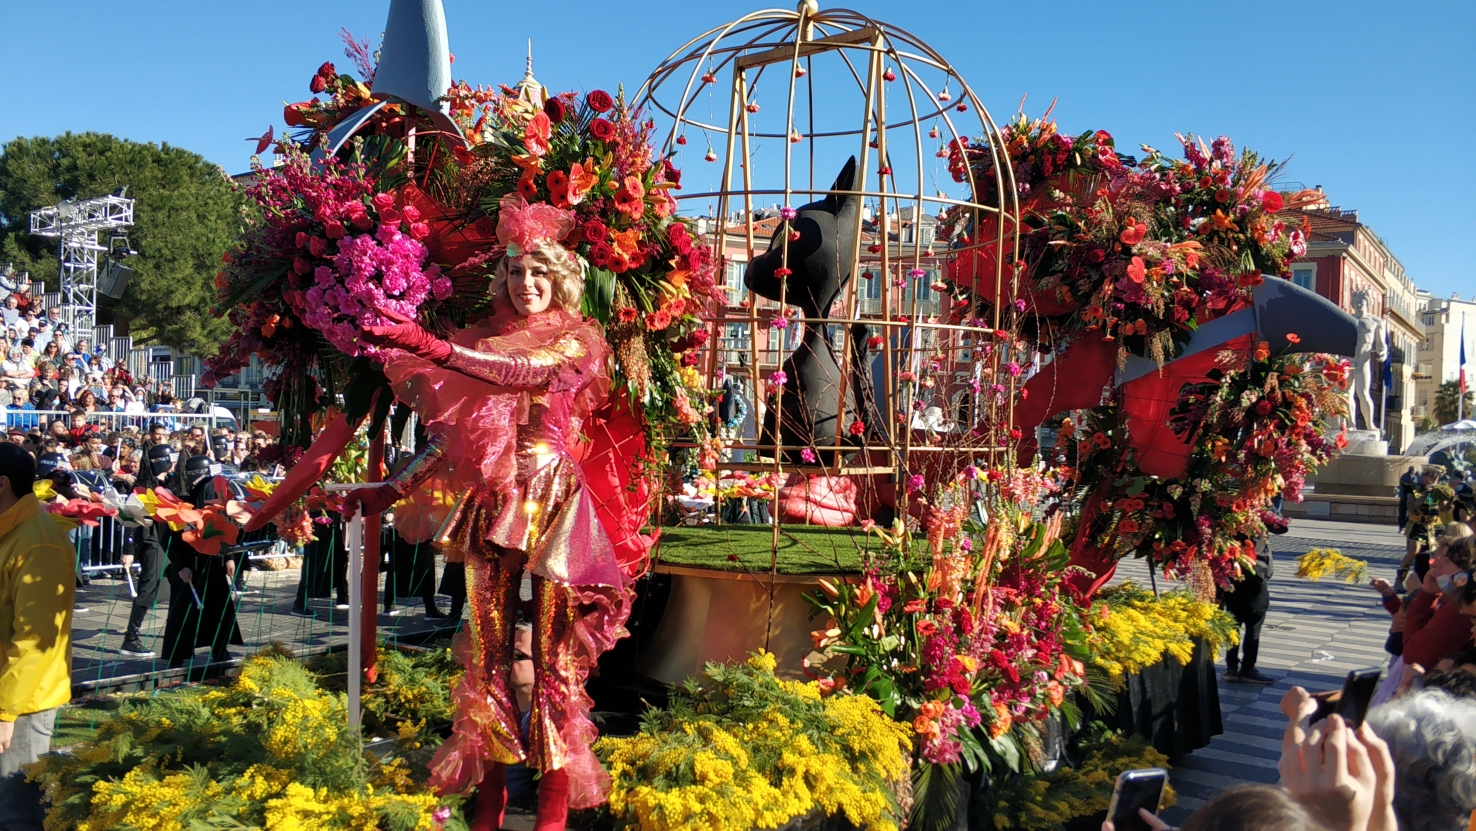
[0,133,241,353]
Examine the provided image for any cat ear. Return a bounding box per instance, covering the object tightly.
[826,156,859,214]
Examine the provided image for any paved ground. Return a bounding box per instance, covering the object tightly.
[69,563,459,691]
[1113,519,1407,823]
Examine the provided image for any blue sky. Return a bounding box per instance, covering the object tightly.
[3,1,1472,298]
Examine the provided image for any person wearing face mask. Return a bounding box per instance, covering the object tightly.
[1401,530,1476,672]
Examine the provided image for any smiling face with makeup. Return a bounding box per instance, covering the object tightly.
[505,254,554,317]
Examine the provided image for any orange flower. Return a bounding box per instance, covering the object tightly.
[1285,332,1301,344]
[181,508,240,556]
[610,227,642,261]
[516,168,539,201]
[1047,681,1065,707]
[989,702,1013,738]
[1254,341,1270,361]
[566,159,598,206]
[613,175,645,218]
[1209,210,1239,232]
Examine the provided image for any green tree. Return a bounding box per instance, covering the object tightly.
[0,133,240,353]
[1433,379,1475,425]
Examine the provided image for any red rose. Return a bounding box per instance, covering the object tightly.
[409,222,430,239]
[1086,248,1106,264]
[310,75,327,94]
[583,219,608,244]
[667,223,693,255]
[324,220,345,239]
[587,90,615,112]
[544,97,567,123]
[1261,190,1284,212]
[317,61,336,78]
[588,118,616,143]
[588,242,614,267]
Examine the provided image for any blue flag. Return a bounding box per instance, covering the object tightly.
[1382,327,1393,391]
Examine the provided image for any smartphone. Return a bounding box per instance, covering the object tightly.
[1336,668,1382,727]
[1107,768,1167,831]
[1310,668,1383,728]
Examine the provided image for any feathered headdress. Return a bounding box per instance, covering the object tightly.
[496,193,575,257]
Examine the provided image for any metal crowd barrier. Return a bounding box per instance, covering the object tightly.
[5,409,232,433]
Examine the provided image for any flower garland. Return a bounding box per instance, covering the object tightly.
[594,651,911,831]
[1296,548,1371,584]
[1086,583,1238,690]
[954,114,1318,366]
[1060,346,1349,583]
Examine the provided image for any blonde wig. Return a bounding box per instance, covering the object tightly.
[491,242,586,315]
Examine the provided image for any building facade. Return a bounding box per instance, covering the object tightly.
[1283,197,1423,452]
[1416,292,1476,426]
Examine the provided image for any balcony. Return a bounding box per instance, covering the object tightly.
[1412,363,1433,380]
[1412,405,1427,418]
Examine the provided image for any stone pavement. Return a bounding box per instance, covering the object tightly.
[1112,518,1407,823]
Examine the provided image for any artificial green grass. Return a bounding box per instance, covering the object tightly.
[652,524,908,575]
[51,698,125,748]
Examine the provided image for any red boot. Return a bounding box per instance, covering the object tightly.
[468,764,507,831]
[533,768,569,831]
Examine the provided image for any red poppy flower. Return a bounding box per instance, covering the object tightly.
[1285,332,1301,344]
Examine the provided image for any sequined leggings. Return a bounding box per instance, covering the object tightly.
[466,551,583,774]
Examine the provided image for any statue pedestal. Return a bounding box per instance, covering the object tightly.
[1343,429,1388,457]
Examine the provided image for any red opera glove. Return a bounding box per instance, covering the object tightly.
[362,323,453,363]
[341,484,402,520]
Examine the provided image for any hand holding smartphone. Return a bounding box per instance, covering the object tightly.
[1107,768,1167,831]
[1310,668,1382,728]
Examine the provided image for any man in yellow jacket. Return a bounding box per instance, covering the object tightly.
[0,443,75,829]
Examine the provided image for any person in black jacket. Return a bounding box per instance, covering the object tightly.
[1218,535,1275,685]
[159,455,243,668]
[117,444,175,658]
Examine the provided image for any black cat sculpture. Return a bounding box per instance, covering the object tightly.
[744,157,869,464]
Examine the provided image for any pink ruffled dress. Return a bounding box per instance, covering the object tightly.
[381,306,630,809]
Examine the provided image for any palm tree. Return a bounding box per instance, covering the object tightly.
[1433,380,1475,425]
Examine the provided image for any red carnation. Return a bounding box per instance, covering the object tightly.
[589,118,616,143]
[544,97,567,123]
[588,242,614,268]
[848,420,865,436]
[586,90,615,113]
[583,219,609,244]
[1261,190,1284,212]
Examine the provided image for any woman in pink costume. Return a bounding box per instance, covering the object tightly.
[345,196,630,831]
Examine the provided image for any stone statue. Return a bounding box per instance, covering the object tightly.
[1348,289,1387,433]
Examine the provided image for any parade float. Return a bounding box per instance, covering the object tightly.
[29,1,1362,829]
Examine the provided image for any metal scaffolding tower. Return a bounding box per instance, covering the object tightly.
[29,193,134,333]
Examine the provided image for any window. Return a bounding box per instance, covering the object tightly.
[1291,267,1314,290]
[1421,338,1432,352]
